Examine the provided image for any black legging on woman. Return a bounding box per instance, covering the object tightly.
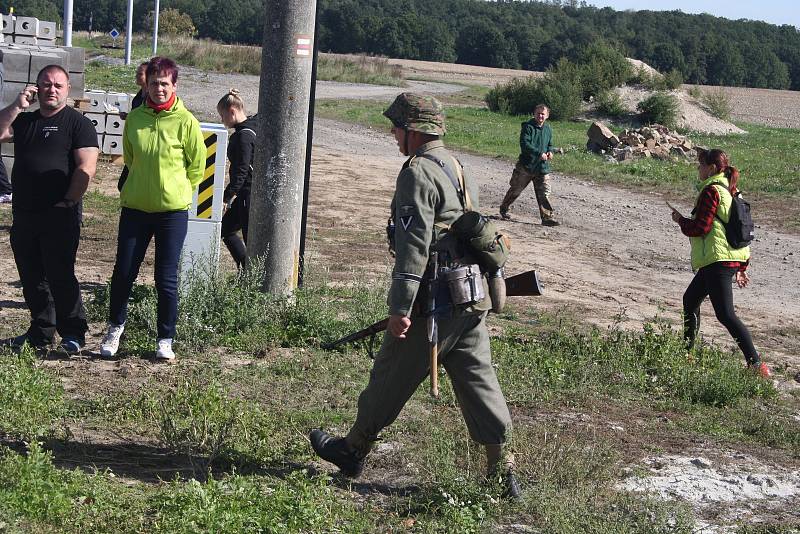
[683,262,759,364]
[221,195,249,269]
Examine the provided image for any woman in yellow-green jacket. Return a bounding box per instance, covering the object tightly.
[669,148,770,378]
[99,56,206,362]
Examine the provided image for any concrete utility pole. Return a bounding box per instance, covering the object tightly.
[124,0,133,65]
[152,0,160,55]
[248,0,317,295]
[62,0,74,46]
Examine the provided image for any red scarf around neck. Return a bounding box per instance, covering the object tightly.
[147,92,176,113]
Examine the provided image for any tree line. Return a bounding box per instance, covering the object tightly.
[3,0,800,90]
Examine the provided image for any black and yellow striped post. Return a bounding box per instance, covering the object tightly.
[181,123,229,283]
[195,132,217,219]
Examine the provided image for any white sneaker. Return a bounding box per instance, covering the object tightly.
[155,338,175,361]
[99,323,124,357]
[0,193,11,204]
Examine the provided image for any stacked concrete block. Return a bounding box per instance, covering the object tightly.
[0,43,74,107]
[80,89,136,156]
[1,15,56,46]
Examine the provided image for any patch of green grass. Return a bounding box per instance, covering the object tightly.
[0,443,375,533]
[84,62,142,93]
[315,100,800,198]
[0,348,66,440]
[85,259,387,354]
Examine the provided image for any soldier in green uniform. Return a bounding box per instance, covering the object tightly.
[310,93,520,498]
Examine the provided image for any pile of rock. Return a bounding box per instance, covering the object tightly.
[586,121,697,162]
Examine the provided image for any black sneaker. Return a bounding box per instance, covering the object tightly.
[499,209,512,221]
[309,429,365,477]
[541,218,560,227]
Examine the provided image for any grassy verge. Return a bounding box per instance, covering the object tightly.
[77,33,403,91]
[314,99,800,201]
[1,248,797,531]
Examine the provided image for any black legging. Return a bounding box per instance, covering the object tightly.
[683,262,759,365]
[221,195,249,269]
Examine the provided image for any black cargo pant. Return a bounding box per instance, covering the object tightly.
[9,206,88,345]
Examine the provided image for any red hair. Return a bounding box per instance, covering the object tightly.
[146,56,178,84]
[698,148,739,194]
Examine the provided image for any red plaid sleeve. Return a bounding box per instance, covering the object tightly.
[679,186,719,237]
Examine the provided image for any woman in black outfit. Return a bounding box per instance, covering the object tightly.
[217,89,257,269]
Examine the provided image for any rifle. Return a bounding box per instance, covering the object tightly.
[322,269,544,354]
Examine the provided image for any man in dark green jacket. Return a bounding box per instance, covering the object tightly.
[499,104,559,226]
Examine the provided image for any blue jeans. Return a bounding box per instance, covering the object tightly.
[109,208,188,339]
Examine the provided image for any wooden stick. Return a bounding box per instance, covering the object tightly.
[430,342,439,398]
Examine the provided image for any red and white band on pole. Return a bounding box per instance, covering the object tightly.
[296,35,312,57]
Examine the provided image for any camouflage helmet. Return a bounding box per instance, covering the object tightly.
[383,93,446,136]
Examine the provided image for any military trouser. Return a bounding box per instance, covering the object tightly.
[499,162,555,222]
[346,310,512,456]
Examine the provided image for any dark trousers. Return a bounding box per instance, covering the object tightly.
[683,262,759,364]
[221,195,249,269]
[108,207,188,339]
[10,206,87,344]
[0,156,10,195]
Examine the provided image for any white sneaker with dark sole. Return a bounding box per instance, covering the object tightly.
[155,338,175,361]
[99,323,125,358]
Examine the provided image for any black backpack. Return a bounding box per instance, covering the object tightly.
[716,191,754,249]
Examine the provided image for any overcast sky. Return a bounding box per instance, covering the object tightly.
[587,1,800,29]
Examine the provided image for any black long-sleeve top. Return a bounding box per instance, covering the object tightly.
[223,116,257,203]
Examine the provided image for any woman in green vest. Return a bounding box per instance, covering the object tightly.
[669,148,770,378]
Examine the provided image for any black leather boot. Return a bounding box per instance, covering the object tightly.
[309,429,365,477]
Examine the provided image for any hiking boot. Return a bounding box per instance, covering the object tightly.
[499,208,512,221]
[99,323,125,358]
[541,218,560,227]
[60,337,84,355]
[155,338,175,361]
[309,429,365,477]
[0,193,11,204]
[748,362,772,378]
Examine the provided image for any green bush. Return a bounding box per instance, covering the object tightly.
[663,68,685,90]
[628,66,683,91]
[485,76,541,115]
[575,42,633,99]
[701,87,733,121]
[596,90,627,117]
[143,8,197,37]
[636,92,679,128]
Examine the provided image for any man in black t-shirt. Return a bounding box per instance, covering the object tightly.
[0,65,99,353]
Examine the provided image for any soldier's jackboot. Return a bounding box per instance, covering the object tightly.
[486,444,521,500]
[309,429,365,477]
